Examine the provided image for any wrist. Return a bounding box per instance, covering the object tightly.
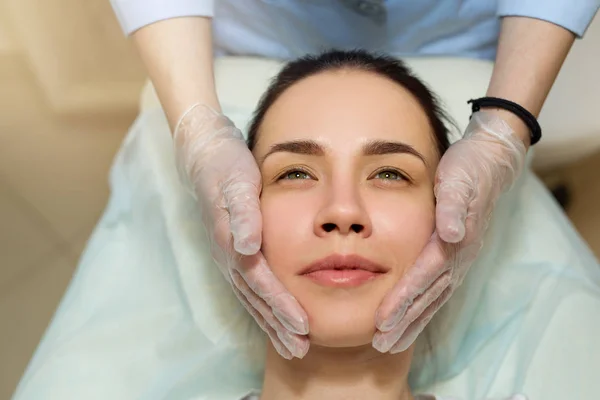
[170,93,222,132]
[477,108,531,149]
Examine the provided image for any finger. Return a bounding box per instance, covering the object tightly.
[434,178,474,244]
[457,210,485,267]
[230,284,293,360]
[231,269,310,359]
[213,215,310,337]
[224,180,263,256]
[461,187,494,242]
[375,234,449,332]
[389,287,453,354]
[373,272,451,353]
[237,252,309,335]
[209,210,239,277]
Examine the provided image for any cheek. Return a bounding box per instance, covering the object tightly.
[260,192,316,278]
[368,192,435,269]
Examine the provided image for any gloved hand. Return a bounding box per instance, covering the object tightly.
[174,104,310,359]
[373,110,528,353]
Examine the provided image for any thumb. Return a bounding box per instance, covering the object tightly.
[434,179,472,244]
[224,180,263,255]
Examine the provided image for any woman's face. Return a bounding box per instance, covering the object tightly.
[252,70,441,348]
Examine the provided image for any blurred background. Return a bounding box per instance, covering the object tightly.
[0,1,598,399]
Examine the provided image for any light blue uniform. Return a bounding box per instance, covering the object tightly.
[111,0,599,60]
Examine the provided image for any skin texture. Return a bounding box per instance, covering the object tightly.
[252,69,441,400]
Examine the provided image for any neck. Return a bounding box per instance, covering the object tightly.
[260,343,414,400]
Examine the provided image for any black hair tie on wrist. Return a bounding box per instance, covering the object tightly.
[467,97,542,145]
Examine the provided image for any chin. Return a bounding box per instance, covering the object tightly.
[309,320,375,348]
[299,288,383,348]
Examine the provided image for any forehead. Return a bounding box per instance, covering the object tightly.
[253,70,439,162]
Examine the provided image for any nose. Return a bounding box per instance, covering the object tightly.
[314,183,372,238]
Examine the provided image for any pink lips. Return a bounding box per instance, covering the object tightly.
[299,254,389,288]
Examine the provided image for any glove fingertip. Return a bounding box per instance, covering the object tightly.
[273,302,309,335]
[375,291,412,332]
[234,235,261,255]
[437,218,466,243]
[376,310,402,332]
[295,339,310,359]
[232,223,262,255]
[372,332,392,353]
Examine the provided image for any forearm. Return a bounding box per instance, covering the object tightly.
[485,16,576,147]
[132,17,219,131]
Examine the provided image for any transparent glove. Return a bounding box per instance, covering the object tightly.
[174,104,309,359]
[373,110,527,353]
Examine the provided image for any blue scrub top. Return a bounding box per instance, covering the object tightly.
[111,0,599,60]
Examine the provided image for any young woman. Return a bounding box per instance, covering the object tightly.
[218,50,523,400]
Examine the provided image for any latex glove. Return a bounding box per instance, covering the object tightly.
[174,104,309,359]
[373,110,527,354]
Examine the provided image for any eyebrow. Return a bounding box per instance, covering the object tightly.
[260,139,427,166]
[260,140,324,164]
[362,139,427,166]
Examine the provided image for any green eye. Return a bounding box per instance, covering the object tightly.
[376,170,404,180]
[280,170,311,180]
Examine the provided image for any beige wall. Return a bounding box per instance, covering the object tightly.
[0,1,18,54]
[0,0,146,116]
